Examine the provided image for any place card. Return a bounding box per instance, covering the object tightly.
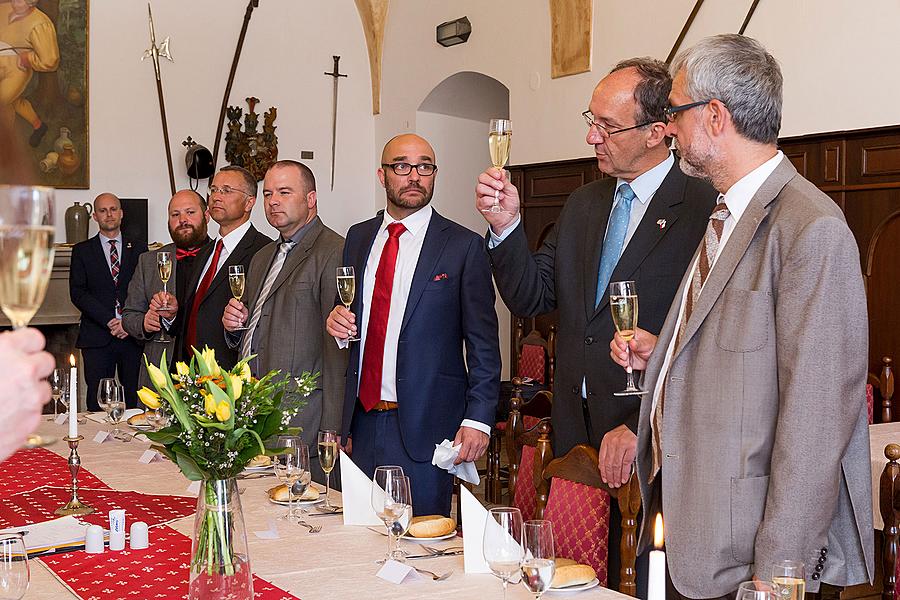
[54,413,69,425]
[461,485,491,573]
[138,449,164,464]
[376,559,422,584]
[186,480,201,495]
[93,430,114,444]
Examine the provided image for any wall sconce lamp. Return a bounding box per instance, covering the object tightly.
[436,16,471,47]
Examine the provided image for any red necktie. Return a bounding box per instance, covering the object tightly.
[185,239,223,353]
[359,222,406,411]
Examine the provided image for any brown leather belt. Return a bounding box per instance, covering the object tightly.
[370,400,398,412]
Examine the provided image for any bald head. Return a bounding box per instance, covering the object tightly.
[377,134,438,219]
[92,193,122,236]
[381,134,436,165]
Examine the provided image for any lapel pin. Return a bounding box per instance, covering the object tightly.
[657,219,667,229]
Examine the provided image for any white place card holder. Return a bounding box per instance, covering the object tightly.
[92,430,114,444]
[461,485,492,573]
[376,559,423,584]
[186,480,202,495]
[54,413,69,426]
[138,449,165,464]
[339,450,384,526]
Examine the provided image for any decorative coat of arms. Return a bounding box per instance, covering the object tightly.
[224,96,278,181]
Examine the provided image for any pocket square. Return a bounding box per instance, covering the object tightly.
[432,273,448,281]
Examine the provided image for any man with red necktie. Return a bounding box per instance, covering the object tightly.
[326,134,500,517]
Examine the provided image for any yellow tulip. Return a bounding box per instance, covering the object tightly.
[201,347,221,377]
[175,361,190,377]
[215,400,231,422]
[137,387,161,409]
[147,363,167,390]
[240,362,251,382]
[229,374,242,399]
[202,390,216,415]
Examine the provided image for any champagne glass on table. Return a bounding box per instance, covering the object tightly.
[0,186,55,329]
[228,265,249,330]
[483,507,524,600]
[336,267,358,341]
[521,520,555,599]
[317,429,340,511]
[47,368,68,421]
[772,560,805,600]
[372,466,410,562]
[609,280,648,396]
[154,251,173,342]
[0,532,29,600]
[483,119,512,214]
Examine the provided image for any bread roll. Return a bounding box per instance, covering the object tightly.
[248,455,272,468]
[127,413,147,426]
[551,563,596,588]
[407,515,456,538]
[270,485,320,502]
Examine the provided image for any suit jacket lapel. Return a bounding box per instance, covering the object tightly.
[91,236,113,287]
[266,218,324,300]
[400,211,451,334]
[353,216,384,319]
[674,158,796,358]
[243,243,276,312]
[582,184,614,320]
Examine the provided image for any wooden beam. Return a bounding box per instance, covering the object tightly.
[666,0,705,65]
[738,0,761,35]
[353,0,389,115]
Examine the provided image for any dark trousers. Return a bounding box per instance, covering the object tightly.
[81,338,142,411]
[351,405,454,517]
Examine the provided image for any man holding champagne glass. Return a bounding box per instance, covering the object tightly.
[223,160,346,484]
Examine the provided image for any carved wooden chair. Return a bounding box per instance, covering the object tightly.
[880,443,900,600]
[870,356,895,423]
[535,444,641,597]
[506,416,553,521]
[514,318,557,385]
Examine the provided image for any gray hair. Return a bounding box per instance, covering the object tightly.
[670,34,782,144]
[220,165,258,197]
[610,57,671,125]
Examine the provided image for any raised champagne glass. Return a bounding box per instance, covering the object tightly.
[521,520,555,599]
[483,507,524,600]
[609,280,648,396]
[228,265,249,330]
[154,251,173,342]
[772,560,805,600]
[484,118,512,214]
[0,185,55,329]
[317,429,340,511]
[336,266,359,341]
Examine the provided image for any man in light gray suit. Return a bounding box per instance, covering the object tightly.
[123,190,211,391]
[223,160,347,483]
[611,34,873,598]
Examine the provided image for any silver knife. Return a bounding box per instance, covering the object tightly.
[406,551,463,560]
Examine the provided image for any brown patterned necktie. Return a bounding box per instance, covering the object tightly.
[650,200,730,481]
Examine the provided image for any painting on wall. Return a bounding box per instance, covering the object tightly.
[1,0,89,188]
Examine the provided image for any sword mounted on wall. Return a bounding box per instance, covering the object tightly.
[141,2,176,196]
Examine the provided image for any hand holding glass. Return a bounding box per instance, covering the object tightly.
[609,280,648,396]
[228,265,249,330]
[483,119,512,214]
[154,252,173,342]
[336,267,359,341]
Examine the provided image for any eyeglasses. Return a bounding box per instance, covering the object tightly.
[381,162,438,176]
[209,185,252,197]
[582,111,656,138]
[663,100,712,122]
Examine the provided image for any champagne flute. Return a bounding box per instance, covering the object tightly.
[772,560,805,600]
[273,436,304,521]
[318,429,340,510]
[154,251,173,343]
[228,265,249,331]
[609,280,648,396]
[0,532,29,600]
[483,119,512,214]
[371,466,408,561]
[0,185,55,329]
[521,520,555,599]
[483,507,524,599]
[108,384,128,441]
[47,368,68,421]
[336,267,359,341]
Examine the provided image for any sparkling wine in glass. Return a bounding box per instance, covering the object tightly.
[483,119,512,214]
[0,532,30,600]
[521,520,555,598]
[483,507,524,600]
[609,280,648,396]
[153,251,174,343]
[317,429,341,511]
[372,465,409,562]
[772,560,805,600]
[736,581,779,600]
[47,368,68,421]
[228,265,249,331]
[0,185,55,329]
[336,267,359,342]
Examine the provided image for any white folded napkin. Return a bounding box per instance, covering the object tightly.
[339,450,384,526]
[431,439,480,485]
[460,485,491,573]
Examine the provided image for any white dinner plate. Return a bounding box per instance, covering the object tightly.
[547,578,600,593]
[402,531,458,542]
[268,497,324,507]
[243,464,274,472]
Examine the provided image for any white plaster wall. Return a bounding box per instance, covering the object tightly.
[56,0,376,244]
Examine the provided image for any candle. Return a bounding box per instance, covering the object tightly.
[68,354,77,438]
[648,513,666,600]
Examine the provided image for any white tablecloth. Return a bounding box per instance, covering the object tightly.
[22,417,629,600]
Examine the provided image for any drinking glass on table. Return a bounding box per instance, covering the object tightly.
[47,368,68,421]
[0,185,55,330]
[372,465,410,562]
[317,429,340,510]
[521,520,555,599]
[154,251,173,342]
[228,265,249,330]
[108,384,128,442]
[772,560,805,600]
[483,506,524,599]
[609,280,648,396]
[145,407,169,431]
[736,581,779,600]
[0,532,29,600]
[273,436,307,521]
[335,267,359,341]
[483,119,512,214]
[97,377,118,432]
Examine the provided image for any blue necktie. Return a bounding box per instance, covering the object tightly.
[594,183,636,306]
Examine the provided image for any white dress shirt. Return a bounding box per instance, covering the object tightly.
[195,219,252,291]
[650,151,784,418]
[340,205,491,435]
[99,232,123,318]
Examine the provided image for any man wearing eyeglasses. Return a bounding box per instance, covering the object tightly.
[477,58,717,592]
[327,134,500,517]
[163,166,272,369]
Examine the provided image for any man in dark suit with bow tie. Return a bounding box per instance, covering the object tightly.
[327,134,500,517]
[70,193,148,410]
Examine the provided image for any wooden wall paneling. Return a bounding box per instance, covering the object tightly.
[865,209,900,378]
[824,141,844,184]
[846,133,900,186]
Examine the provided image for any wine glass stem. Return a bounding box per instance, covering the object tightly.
[502,578,509,600]
[386,524,395,559]
[324,472,331,509]
[625,345,637,389]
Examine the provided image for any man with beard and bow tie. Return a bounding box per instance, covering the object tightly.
[123,190,212,389]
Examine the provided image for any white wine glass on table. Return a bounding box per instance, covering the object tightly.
[484,119,512,214]
[609,280,648,396]
[47,368,67,421]
[228,265,249,330]
[96,377,117,433]
[772,560,805,600]
[317,429,340,511]
[483,506,524,600]
[372,465,409,562]
[336,267,359,342]
[154,251,173,342]
[521,520,555,599]
[273,435,304,521]
[108,384,128,442]
[0,532,29,600]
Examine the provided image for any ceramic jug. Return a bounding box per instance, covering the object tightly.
[65,201,92,244]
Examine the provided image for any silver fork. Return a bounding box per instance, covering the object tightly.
[412,567,453,581]
[296,520,322,533]
[419,544,463,555]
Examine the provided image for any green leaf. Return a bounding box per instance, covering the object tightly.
[175,451,207,481]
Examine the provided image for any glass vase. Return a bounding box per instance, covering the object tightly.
[188,478,253,599]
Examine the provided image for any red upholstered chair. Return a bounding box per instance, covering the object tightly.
[514,319,557,385]
[509,417,550,521]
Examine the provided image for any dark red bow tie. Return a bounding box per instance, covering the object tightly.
[176,247,202,260]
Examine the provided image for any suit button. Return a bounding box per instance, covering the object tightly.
[811,573,820,581]
[820,548,827,556]
[814,563,824,573]
[584,336,594,345]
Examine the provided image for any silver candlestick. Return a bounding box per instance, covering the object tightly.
[54,435,94,516]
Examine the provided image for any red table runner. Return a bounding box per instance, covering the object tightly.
[0,448,108,496]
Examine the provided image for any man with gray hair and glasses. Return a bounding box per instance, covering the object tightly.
[611,34,873,598]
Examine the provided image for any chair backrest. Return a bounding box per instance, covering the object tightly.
[514,318,557,387]
[537,444,642,597]
[505,383,553,496]
[870,356,895,422]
